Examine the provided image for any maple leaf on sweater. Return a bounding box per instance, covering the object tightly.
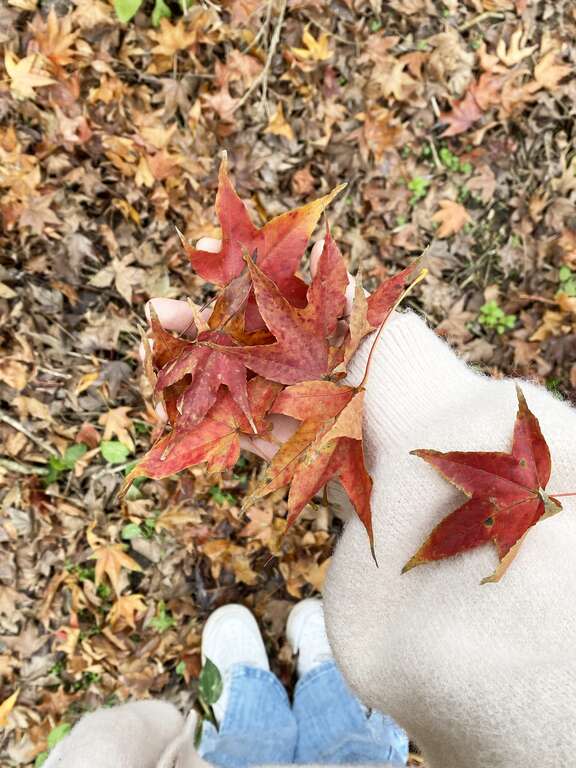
[404,386,564,583]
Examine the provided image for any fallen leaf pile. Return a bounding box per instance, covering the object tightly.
[123,157,421,558]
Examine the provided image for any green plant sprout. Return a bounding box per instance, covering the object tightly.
[44,444,87,485]
[478,301,516,335]
[194,657,223,747]
[558,266,576,297]
[408,177,430,204]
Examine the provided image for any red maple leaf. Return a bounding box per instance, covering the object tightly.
[184,154,345,305]
[126,158,427,561]
[211,232,348,384]
[403,386,564,583]
[120,377,281,492]
[245,381,375,559]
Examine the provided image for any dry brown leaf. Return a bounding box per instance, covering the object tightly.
[496,28,536,67]
[98,407,134,451]
[5,51,54,100]
[534,50,572,90]
[0,360,29,391]
[0,689,19,727]
[87,528,142,597]
[108,594,147,630]
[264,103,295,141]
[432,200,472,238]
[28,8,78,66]
[291,26,332,62]
[11,395,51,421]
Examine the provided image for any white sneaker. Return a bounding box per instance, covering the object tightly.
[286,599,333,678]
[201,604,269,724]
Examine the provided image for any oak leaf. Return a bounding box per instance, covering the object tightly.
[404,387,563,583]
[533,49,572,90]
[496,27,536,67]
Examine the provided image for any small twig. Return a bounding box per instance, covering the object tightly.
[243,0,273,54]
[427,136,443,171]
[517,293,558,306]
[90,461,133,480]
[458,11,505,32]
[359,265,429,390]
[0,457,48,475]
[0,412,58,456]
[234,0,287,113]
[304,15,355,46]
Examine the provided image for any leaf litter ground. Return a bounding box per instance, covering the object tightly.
[0,1,575,765]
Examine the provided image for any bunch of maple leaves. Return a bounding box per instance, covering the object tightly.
[123,158,571,582]
[121,156,420,560]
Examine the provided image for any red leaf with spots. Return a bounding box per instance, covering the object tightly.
[404,386,564,583]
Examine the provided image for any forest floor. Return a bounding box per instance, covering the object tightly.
[0,0,575,764]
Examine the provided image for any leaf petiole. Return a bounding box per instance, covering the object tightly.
[358,265,429,390]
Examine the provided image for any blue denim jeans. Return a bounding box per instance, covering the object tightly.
[199,661,408,767]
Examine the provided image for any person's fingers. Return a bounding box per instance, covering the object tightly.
[155,401,168,422]
[145,298,197,334]
[309,239,326,275]
[196,236,222,253]
[239,414,299,461]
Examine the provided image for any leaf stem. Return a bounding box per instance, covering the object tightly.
[358,267,428,390]
[547,492,576,498]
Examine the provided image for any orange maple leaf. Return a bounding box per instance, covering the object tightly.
[432,200,472,238]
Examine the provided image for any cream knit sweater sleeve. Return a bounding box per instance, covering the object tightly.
[324,311,576,768]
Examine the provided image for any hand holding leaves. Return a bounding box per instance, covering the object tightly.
[123,155,423,559]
